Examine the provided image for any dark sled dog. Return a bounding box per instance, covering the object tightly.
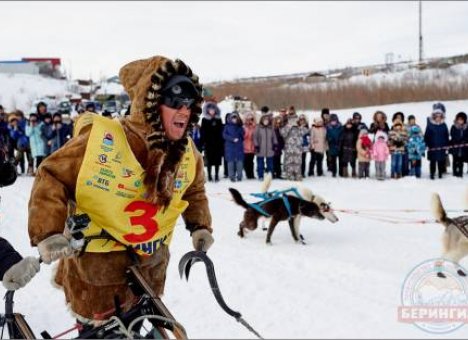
[431,192,468,278]
[229,187,338,244]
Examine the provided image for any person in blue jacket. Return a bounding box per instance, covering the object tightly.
[223,111,244,182]
[25,113,46,174]
[424,105,449,179]
[8,112,33,175]
[326,114,343,177]
[406,125,426,178]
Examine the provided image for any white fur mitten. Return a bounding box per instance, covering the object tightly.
[2,257,40,290]
[37,234,73,264]
[191,229,214,252]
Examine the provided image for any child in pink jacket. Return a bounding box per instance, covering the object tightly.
[372,131,390,180]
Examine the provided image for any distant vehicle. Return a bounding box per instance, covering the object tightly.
[102,100,121,114]
[57,100,72,115]
[217,95,257,122]
[79,100,102,113]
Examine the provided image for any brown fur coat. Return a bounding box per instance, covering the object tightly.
[28,56,211,320]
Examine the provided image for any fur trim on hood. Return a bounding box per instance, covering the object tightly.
[244,111,255,120]
[202,101,221,120]
[375,130,388,142]
[428,114,446,125]
[358,128,369,136]
[119,55,203,207]
[373,111,387,123]
[313,117,324,126]
[227,111,242,126]
[259,112,273,126]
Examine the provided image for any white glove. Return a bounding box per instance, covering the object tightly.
[191,229,214,252]
[2,257,40,290]
[37,234,73,264]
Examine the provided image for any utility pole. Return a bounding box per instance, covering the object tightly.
[419,0,423,63]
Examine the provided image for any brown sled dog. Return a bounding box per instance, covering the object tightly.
[229,187,337,244]
[431,192,468,278]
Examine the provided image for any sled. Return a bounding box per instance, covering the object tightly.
[1,265,187,340]
[0,214,187,340]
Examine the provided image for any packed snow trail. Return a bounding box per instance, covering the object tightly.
[1,174,467,338]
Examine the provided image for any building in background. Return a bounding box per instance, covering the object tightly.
[22,58,62,78]
[0,58,63,78]
[0,60,40,75]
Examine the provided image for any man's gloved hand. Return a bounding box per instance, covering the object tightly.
[37,234,73,264]
[192,229,214,252]
[2,257,40,290]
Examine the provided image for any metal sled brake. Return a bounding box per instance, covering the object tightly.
[248,188,305,218]
[0,291,36,339]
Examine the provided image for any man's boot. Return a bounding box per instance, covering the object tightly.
[351,167,357,178]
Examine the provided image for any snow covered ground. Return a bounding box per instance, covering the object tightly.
[1,99,468,338]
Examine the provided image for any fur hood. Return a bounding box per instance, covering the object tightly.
[375,130,388,142]
[119,55,203,206]
[298,114,309,128]
[202,101,221,120]
[428,115,446,126]
[313,117,324,127]
[373,111,387,124]
[244,111,256,126]
[226,111,242,126]
[259,113,273,127]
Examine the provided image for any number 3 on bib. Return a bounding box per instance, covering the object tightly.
[123,201,159,243]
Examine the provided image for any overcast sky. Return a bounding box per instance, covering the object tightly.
[1,1,468,83]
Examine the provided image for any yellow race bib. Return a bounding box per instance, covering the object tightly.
[74,114,196,255]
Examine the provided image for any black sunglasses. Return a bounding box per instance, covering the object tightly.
[162,96,195,110]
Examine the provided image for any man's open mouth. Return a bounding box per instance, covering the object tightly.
[173,121,187,128]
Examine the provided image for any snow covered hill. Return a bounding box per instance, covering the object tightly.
[0,73,69,113]
[1,99,468,338]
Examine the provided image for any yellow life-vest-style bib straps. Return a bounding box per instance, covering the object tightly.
[74,113,196,255]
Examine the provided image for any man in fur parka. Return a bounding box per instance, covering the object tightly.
[27,56,214,325]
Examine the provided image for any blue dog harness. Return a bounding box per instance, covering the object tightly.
[248,188,304,218]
